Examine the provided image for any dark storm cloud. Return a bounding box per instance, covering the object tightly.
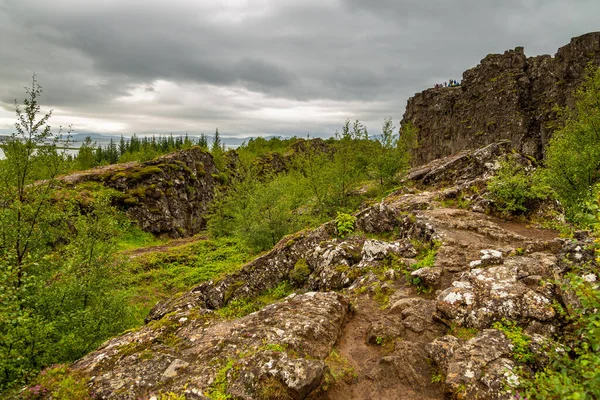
[0,0,598,136]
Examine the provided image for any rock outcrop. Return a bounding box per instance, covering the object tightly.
[61,147,219,237]
[74,292,350,400]
[61,141,598,400]
[403,32,600,165]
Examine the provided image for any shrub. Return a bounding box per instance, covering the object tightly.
[487,159,548,215]
[521,273,600,399]
[335,212,356,238]
[541,66,600,223]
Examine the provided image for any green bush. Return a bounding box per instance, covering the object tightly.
[541,66,600,223]
[521,273,600,399]
[492,319,534,364]
[335,212,356,238]
[487,159,548,215]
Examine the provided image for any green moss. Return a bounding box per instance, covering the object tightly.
[117,342,141,357]
[123,196,138,206]
[139,349,154,360]
[207,359,235,400]
[290,258,311,285]
[110,171,128,181]
[158,333,181,348]
[195,162,206,176]
[224,281,245,303]
[447,324,479,340]
[127,186,148,199]
[216,282,294,320]
[129,165,164,181]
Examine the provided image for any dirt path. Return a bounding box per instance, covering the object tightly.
[324,293,445,400]
[323,207,559,400]
[120,234,208,259]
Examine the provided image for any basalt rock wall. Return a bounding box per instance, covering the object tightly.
[402,32,600,165]
[61,147,219,237]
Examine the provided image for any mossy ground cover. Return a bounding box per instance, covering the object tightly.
[119,236,253,323]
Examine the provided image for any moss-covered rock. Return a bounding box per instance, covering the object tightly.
[60,147,219,237]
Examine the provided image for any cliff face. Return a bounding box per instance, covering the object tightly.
[402,32,600,165]
[61,147,219,237]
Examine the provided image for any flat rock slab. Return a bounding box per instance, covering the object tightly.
[74,292,350,399]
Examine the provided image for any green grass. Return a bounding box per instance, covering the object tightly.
[119,237,253,323]
[116,224,166,251]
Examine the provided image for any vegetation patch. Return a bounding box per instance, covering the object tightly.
[492,319,534,364]
[335,212,356,238]
[123,237,252,323]
[216,282,294,320]
[289,258,311,286]
[20,364,90,400]
[322,349,357,391]
[447,324,479,341]
[487,158,549,215]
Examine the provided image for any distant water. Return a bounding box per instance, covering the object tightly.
[0,148,80,160]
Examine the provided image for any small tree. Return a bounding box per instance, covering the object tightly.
[212,128,222,153]
[0,75,67,287]
[0,77,133,389]
[75,135,97,170]
[541,65,600,222]
[371,117,402,187]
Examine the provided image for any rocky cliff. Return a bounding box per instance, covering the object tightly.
[60,142,596,400]
[402,32,600,165]
[61,147,219,237]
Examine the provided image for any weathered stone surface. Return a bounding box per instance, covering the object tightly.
[426,335,461,372]
[61,147,218,237]
[400,299,445,341]
[366,314,404,345]
[411,266,442,287]
[368,341,433,389]
[436,252,559,329]
[361,239,416,261]
[388,297,423,315]
[403,32,600,165]
[441,329,517,399]
[74,292,350,399]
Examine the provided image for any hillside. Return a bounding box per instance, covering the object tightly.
[51,141,591,400]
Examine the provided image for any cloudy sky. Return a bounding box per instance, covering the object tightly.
[0,0,598,139]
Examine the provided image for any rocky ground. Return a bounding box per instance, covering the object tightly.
[68,142,596,399]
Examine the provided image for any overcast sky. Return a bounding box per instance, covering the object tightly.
[0,0,598,138]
